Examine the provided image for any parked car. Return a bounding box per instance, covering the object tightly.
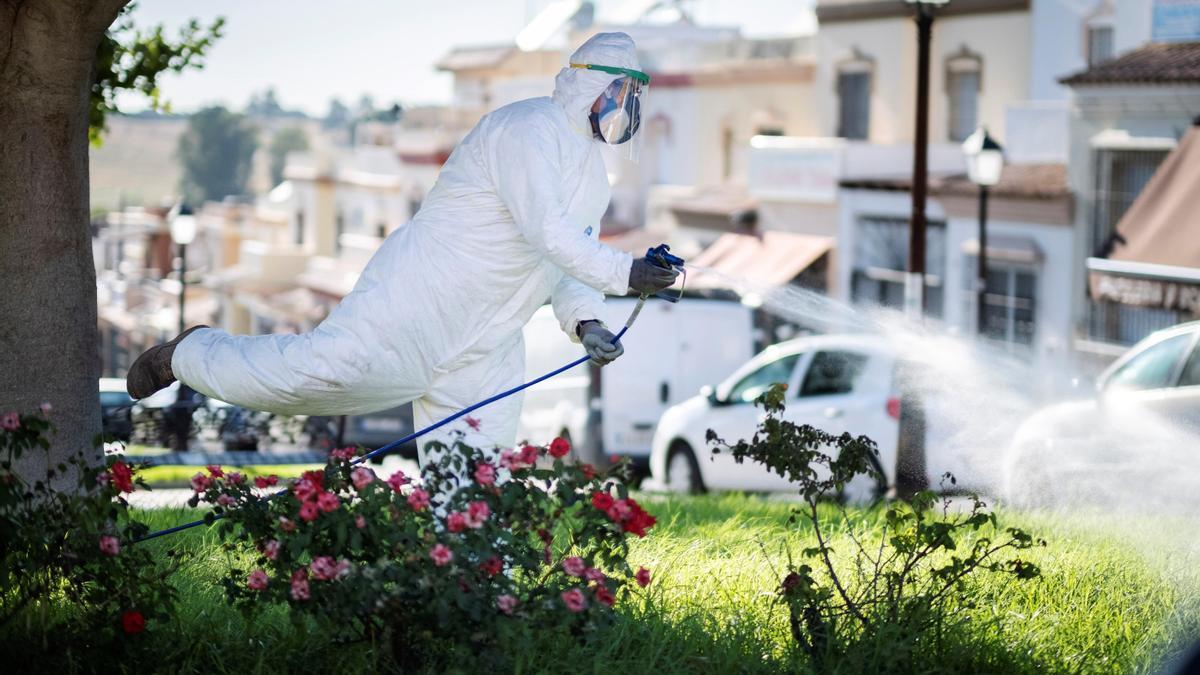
[99,378,134,442]
[306,404,418,460]
[1004,321,1200,507]
[649,334,904,501]
[519,297,756,471]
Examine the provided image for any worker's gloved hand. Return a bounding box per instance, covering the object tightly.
[577,320,624,366]
[628,257,680,295]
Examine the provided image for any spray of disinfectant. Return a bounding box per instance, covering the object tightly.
[688,264,1200,517]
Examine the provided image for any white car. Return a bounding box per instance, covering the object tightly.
[1004,321,1200,509]
[519,298,755,470]
[649,334,903,500]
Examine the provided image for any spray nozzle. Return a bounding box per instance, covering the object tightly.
[644,244,686,303]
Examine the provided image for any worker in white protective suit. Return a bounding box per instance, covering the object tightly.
[126,32,678,464]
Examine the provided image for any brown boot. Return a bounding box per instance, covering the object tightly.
[126,325,209,399]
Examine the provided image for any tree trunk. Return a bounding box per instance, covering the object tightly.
[0,0,128,482]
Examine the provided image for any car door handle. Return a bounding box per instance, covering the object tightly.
[823,407,843,419]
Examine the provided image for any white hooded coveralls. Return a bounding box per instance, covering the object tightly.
[172,33,641,460]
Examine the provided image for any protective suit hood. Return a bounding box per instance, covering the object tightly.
[552,32,642,138]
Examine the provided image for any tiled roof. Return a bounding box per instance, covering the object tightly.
[1061,42,1200,86]
[839,163,1069,200]
[435,45,514,72]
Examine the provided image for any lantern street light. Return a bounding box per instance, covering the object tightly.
[168,203,197,451]
[903,0,950,321]
[961,126,1004,336]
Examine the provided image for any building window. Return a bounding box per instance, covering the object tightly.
[294,210,305,246]
[1087,24,1114,66]
[335,211,345,253]
[946,51,982,143]
[850,215,945,318]
[977,264,1037,347]
[1091,148,1169,253]
[376,223,387,239]
[836,66,871,140]
[721,127,734,180]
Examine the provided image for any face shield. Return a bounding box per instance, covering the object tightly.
[571,63,650,162]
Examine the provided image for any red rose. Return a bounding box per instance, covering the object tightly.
[635,567,652,588]
[121,610,146,634]
[480,556,503,577]
[594,585,616,607]
[109,460,135,493]
[591,491,614,511]
[621,501,657,538]
[581,463,597,480]
[548,437,571,458]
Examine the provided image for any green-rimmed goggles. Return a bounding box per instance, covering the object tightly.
[569,63,651,85]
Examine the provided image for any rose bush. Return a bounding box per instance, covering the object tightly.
[0,408,179,653]
[192,432,656,669]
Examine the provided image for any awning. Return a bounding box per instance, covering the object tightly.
[961,235,1043,265]
[668,186,758,233]
[1090,125,1200,308]
[687,231,833,291]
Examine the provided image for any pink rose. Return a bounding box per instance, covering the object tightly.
[334,558,352,579]
[430,543,453,567]
[473,462,496,486]
[99,535,120,557]
[518,444,540,466]
[262,539,280,561]
[247,569,269,591]
[299,501,320,522]
[189,472,211,493]
[206,464,224,478]
[464,500,490,529]
[561,588,587,613]
[39,402,52,416]
[330,446,357,461]
[407,488,430,511]
[216,494,236,507]
[279,516,296,533]
[1,412,19,432]
[227,471,245,485]
[310,556,338,581]
[254,474,280,489]
[499,449,518,470]
[316,491,340,513]
[635,567,652,588]
[497,594,518,615]
[465,416,481,431]
[562,556,586,578]
[290,569,310,601]
[386,471,409,492]
[584,567,606,583]
[355,514,366,529]
[446,512,467,533]
[293,477,320,502]
[351,467,377,491]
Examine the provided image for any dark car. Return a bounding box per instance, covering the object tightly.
[99,378,134,442]
[306,404,419,461]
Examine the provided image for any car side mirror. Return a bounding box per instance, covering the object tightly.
[700,384,720,406]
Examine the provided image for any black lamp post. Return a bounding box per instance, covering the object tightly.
[903,0,949,320]
[169,203,197,451]
[962,127,1004,337]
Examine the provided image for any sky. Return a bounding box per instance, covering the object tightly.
[121,0,814,116]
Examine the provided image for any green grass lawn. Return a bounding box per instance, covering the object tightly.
[136,463,324,488]
[74,494,1194,674]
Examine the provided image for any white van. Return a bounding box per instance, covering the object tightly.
[519,297,755,470]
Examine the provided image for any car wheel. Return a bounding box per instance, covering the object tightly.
[838,451,887,504]
[666,442,705,495]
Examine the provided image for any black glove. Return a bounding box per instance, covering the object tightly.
[577,320,624,366]
[628,257,680,295]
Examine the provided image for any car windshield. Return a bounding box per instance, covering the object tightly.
[1106,333,1192,392]
[725,354,801,404]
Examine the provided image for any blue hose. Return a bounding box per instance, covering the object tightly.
[132,320,636,544]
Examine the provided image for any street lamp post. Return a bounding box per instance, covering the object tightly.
[169,203,196,451]
[962,127,1004,337]
[903,0,949,321]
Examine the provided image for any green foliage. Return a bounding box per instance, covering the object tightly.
[91,3,225,146]
[708,383,1047,672]
[267,127,310,188]
[191,437,656,671]
[177,106,259,204]
[0,410,179,654]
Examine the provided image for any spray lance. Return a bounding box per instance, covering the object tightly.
[617,244,687,335]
